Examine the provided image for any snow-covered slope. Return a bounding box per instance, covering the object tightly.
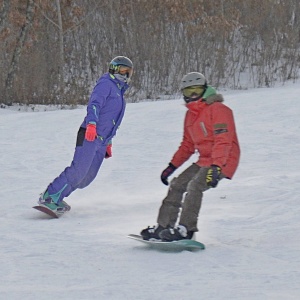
[0,83,299,299]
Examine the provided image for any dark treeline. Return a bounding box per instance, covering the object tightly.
[1,0,300,105]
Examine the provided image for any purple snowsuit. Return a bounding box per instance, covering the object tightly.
[47,73,128,203]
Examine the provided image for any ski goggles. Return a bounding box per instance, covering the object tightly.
[182,86,205,98]
[117,65,133,79]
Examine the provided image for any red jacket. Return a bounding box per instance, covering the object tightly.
[171,89,240,179]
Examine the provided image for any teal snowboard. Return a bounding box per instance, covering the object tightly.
[127,234,205,251]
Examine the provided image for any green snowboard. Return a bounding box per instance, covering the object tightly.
[127,234,205,251]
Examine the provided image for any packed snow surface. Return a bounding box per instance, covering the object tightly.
[0,83,299,299]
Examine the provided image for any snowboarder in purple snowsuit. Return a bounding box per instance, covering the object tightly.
[38,56,133,213]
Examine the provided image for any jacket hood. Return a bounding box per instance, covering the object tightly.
[202,86,224,104]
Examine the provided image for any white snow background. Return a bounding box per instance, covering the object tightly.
[0,83,299,300]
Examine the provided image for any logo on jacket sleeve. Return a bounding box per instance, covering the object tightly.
[213,123,228,134]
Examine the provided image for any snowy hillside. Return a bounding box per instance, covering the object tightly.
[0,83,299,300]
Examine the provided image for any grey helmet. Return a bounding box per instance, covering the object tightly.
[180,72,207,90]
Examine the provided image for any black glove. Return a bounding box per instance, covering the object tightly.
[206,165,221,188]
[161,163,177,186]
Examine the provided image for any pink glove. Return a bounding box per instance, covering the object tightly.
[105,144,112,159]
[85,124,97,142]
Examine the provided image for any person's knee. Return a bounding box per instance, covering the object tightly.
[169,177,186,193]
[187,177,207,193]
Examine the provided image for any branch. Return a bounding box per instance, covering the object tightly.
[35,0,104,35]
[63,0,105,35]
[34,2,59,29]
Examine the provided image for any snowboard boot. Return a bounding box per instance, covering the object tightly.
[38,190,71,213]
[140,224,165,241]
[159,225,194,242]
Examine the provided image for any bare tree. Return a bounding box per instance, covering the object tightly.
[0,0,9,31]
[56,0,65,95]
[5,0,35,104]
[1,0,300,105]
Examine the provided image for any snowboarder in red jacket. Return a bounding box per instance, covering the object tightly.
[141,72,240,241]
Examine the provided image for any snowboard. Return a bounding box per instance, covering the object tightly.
[127,234,205,251]
[33,205,67,218]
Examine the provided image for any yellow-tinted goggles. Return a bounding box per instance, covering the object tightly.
[118,65,133,78]
[182,86,205,98]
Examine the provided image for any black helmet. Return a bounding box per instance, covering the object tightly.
[109,56,133,69]
[109,56,133,83]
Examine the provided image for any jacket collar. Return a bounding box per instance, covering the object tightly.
[104,73,129,91]
[186,86,224,112]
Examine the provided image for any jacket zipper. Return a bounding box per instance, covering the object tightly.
[200,122,208,137]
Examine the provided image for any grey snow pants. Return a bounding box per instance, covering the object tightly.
[157,163,224,232]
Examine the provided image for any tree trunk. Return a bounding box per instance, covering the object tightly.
[0,0,10,31]
[56,0,65,97]
[5,0,35,104]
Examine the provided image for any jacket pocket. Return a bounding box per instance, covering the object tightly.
[76,127,86,147]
